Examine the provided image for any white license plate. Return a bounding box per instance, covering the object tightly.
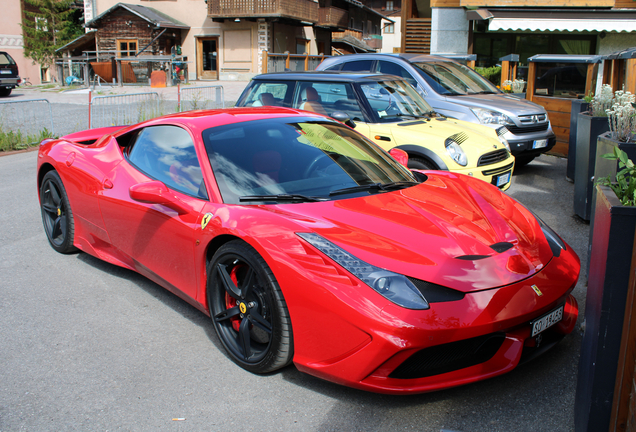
[0,70,11,74]
[531,305,564,337]
[496,171,511,187]
[533,139,548,149]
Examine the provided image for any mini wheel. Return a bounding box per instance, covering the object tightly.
[408,157,437,170]
[207,240,293,373]
[39,171,77,254]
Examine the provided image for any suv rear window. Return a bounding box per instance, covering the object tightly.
[0,53,16,65]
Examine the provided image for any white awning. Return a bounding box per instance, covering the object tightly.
[489,17,636,33]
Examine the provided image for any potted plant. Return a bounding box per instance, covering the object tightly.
[575,117,636,431]
[574,85,615,220]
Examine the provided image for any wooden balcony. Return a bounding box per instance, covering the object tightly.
[318,6,348,28]
[208,0,319,22]
[403,18,431,54]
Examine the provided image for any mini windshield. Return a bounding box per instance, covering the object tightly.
[412,61,500,96]
[203,117,418,204]
[359,79,435,123]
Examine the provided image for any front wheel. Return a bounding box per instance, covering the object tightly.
[515,155,535,167]
[408,157,438,170]
[39,171,77,254]
[207,240,293,373]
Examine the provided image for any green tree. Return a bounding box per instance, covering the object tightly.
[21,0,83,67]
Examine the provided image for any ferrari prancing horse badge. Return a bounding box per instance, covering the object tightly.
[201,212,213,230]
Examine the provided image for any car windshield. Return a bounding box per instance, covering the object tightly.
[202,117,418,204]
[359,79,435,123]
[411,61,500,96]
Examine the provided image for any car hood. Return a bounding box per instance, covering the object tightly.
[386,117,504,153]
[267,172,554,293]
[445,94,547,117]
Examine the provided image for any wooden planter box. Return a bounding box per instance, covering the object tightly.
[575,185,636,432]
[573,113,610,220]
[566,100,589,181]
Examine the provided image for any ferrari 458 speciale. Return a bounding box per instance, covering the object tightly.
[37,107,579,394]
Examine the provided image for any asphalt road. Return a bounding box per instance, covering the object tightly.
[0,148,589,432]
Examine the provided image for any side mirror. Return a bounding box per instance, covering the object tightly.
[389,148,409,168]
[330,110,356,129]
[130,181,190,214]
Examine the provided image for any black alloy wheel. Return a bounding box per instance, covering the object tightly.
[207,240,293,373]
[39,171,77,254]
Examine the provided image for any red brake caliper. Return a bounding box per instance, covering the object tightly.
[225,265,244,332]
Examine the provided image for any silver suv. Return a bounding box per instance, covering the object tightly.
[317,53,556,165]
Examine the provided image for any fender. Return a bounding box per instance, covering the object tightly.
[395,144,449,171]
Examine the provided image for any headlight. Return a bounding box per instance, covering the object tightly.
[445,139,468,166]
[297,233,430,310]
[471,108,514,125]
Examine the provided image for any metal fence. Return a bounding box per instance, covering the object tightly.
[89,92,175,129]
[0,99,54,136]
[178,85,225,112]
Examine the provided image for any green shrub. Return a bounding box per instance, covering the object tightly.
[475,66,502,86]
[0,127,54,152]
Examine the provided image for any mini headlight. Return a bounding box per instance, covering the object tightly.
[471,108,514,126]
[445,139,468,166]
[297,233,429,310]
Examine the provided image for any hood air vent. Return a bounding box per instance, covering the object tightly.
[490,242,514,253]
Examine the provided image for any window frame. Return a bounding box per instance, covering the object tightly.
[117,39,138,58]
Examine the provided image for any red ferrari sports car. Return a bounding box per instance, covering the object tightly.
[37,107,580,394]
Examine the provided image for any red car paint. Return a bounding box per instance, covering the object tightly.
[37,107,580,394]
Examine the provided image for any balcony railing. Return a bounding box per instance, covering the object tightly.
[208,0,319,22]
[318,6,348,28]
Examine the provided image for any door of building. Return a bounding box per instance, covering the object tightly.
[197,37,218,80]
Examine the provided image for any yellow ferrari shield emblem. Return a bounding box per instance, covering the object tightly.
[239,302,247,314]
[201,212,213,230]
[532,285,543,297]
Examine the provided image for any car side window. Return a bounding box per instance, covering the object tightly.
[376,61,417,87]
[292,82,364,121]
[127,125,207,199]
[340,60,373,72]
[242,82,292,107]
[322,63,342,71]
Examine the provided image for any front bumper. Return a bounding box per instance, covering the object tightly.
[450,157,515,191]
[289,243,580,394]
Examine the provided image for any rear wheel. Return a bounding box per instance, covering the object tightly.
[408,157,437,170]
[207,240,293,373]
[39,171,77,254]
[0,88,11,97]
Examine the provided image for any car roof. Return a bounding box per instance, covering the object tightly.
[321,53,457,63]
[252,71,404,83]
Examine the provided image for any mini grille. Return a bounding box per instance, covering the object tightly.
[478,149,510,167]
[482,162,514,176]
[506,123,549,134]
[389,333,506,379]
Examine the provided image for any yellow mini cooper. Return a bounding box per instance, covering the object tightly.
[236,72,515,190]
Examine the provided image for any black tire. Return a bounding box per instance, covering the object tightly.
[207,240,293,373]
[515,155,535,167]
[0,88,11,97]
[39,171,77,254]
[408,157,437,170]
